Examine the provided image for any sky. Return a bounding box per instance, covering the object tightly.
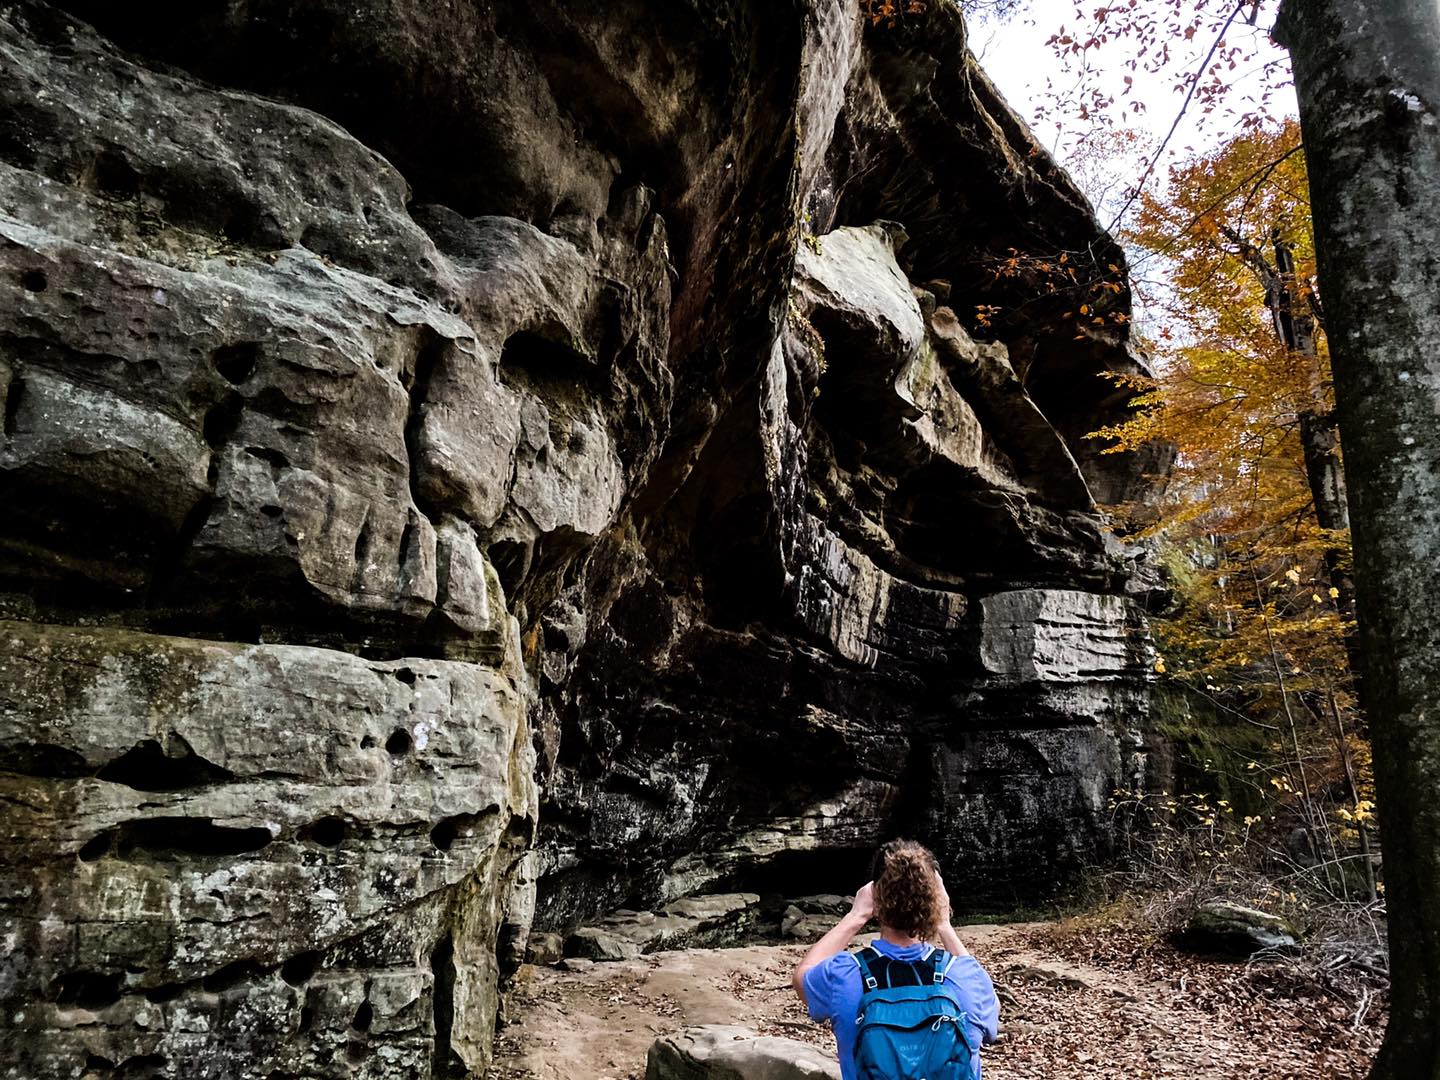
[968,0,1297,228]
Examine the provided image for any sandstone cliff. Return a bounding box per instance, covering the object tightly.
[0,2,1161,1077]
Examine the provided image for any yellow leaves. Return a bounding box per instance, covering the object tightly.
[1153,658,1167,674]
[1336,800,1375,823]
[1084,122,1355,729]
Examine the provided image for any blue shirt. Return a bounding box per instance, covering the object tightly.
[802,940,1000,1080]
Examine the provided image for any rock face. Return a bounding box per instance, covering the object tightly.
[0,1,1161,1077]
[1,622,536,1079]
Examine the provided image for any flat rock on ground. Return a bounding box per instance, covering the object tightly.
[487,922,1383,1080]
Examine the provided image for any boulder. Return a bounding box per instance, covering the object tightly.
[525,932,566,966]
[780,906,838,942]
[646,1026,840,1080]
[1180,900,1301,956]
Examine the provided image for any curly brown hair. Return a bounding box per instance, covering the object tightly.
[871,839,944,939]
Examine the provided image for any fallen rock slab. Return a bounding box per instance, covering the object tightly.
[787,895,852,916]
[567,894,763,960]
[646,1026,841,1080]
[780,905,837,942]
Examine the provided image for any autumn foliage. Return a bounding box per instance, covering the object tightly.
[1087,119,1376,902]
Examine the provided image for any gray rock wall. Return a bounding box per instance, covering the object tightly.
[0,1,1163,1076]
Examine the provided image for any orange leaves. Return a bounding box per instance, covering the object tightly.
[861,0,924,28]
[1092,121,1352,700]
[973,303,1002,328]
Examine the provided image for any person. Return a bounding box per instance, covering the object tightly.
[792,840,1000,1079]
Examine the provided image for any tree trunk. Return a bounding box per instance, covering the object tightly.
[1275,2,1440,1076]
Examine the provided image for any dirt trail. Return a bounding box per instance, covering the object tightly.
[487,922,1381,1079]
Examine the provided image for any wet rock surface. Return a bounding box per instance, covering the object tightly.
[2,0,1162,1077]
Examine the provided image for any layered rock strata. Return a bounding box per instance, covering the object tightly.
[0,1,1161,1077]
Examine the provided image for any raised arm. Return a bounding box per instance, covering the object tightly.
[935,873,999,1044]
[933,873,969,956]
[791,882,874,1002]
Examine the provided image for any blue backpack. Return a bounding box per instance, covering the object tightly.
[853,946,976,1080]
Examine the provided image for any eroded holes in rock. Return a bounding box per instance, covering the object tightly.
[351,1000,373,1032]
[431,807,499,853]
[488,538,530,600]
[144,982,182,1004]
[298,1005,315,1033]
[7,742,89,779]
[430,817,459,852]
[359,735,376,749]
[244,445,290,472]
[298,816,346,848]
[351,512,375,592]
[402,337,445,516]
[222,203,272,247]
[94,151,141,199]
[106,817,273,859]
[203,396,243,451]
[149,492,218,603]
[85,1055,115,1071]
[51,969,123,1009]
[112,1054,166,1080]
[20,269,46,293]
[394,666,417,686]
[280,950,322,987]
[346,1041,369,1065]
[201,959,264,993]
[430,934,461,1079]
[385,728,412,756]
[213,343,259,385]
[95,738,233,792]
[78,833,111,863]
[498,330,595,392]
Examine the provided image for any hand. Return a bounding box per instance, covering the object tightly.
[849,881,876,923]
[935,871,952,925]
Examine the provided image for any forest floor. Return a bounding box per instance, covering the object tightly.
[485,919,1384,1079]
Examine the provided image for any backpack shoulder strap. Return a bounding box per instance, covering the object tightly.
[930,947,955,983]
[854,946,881,992]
